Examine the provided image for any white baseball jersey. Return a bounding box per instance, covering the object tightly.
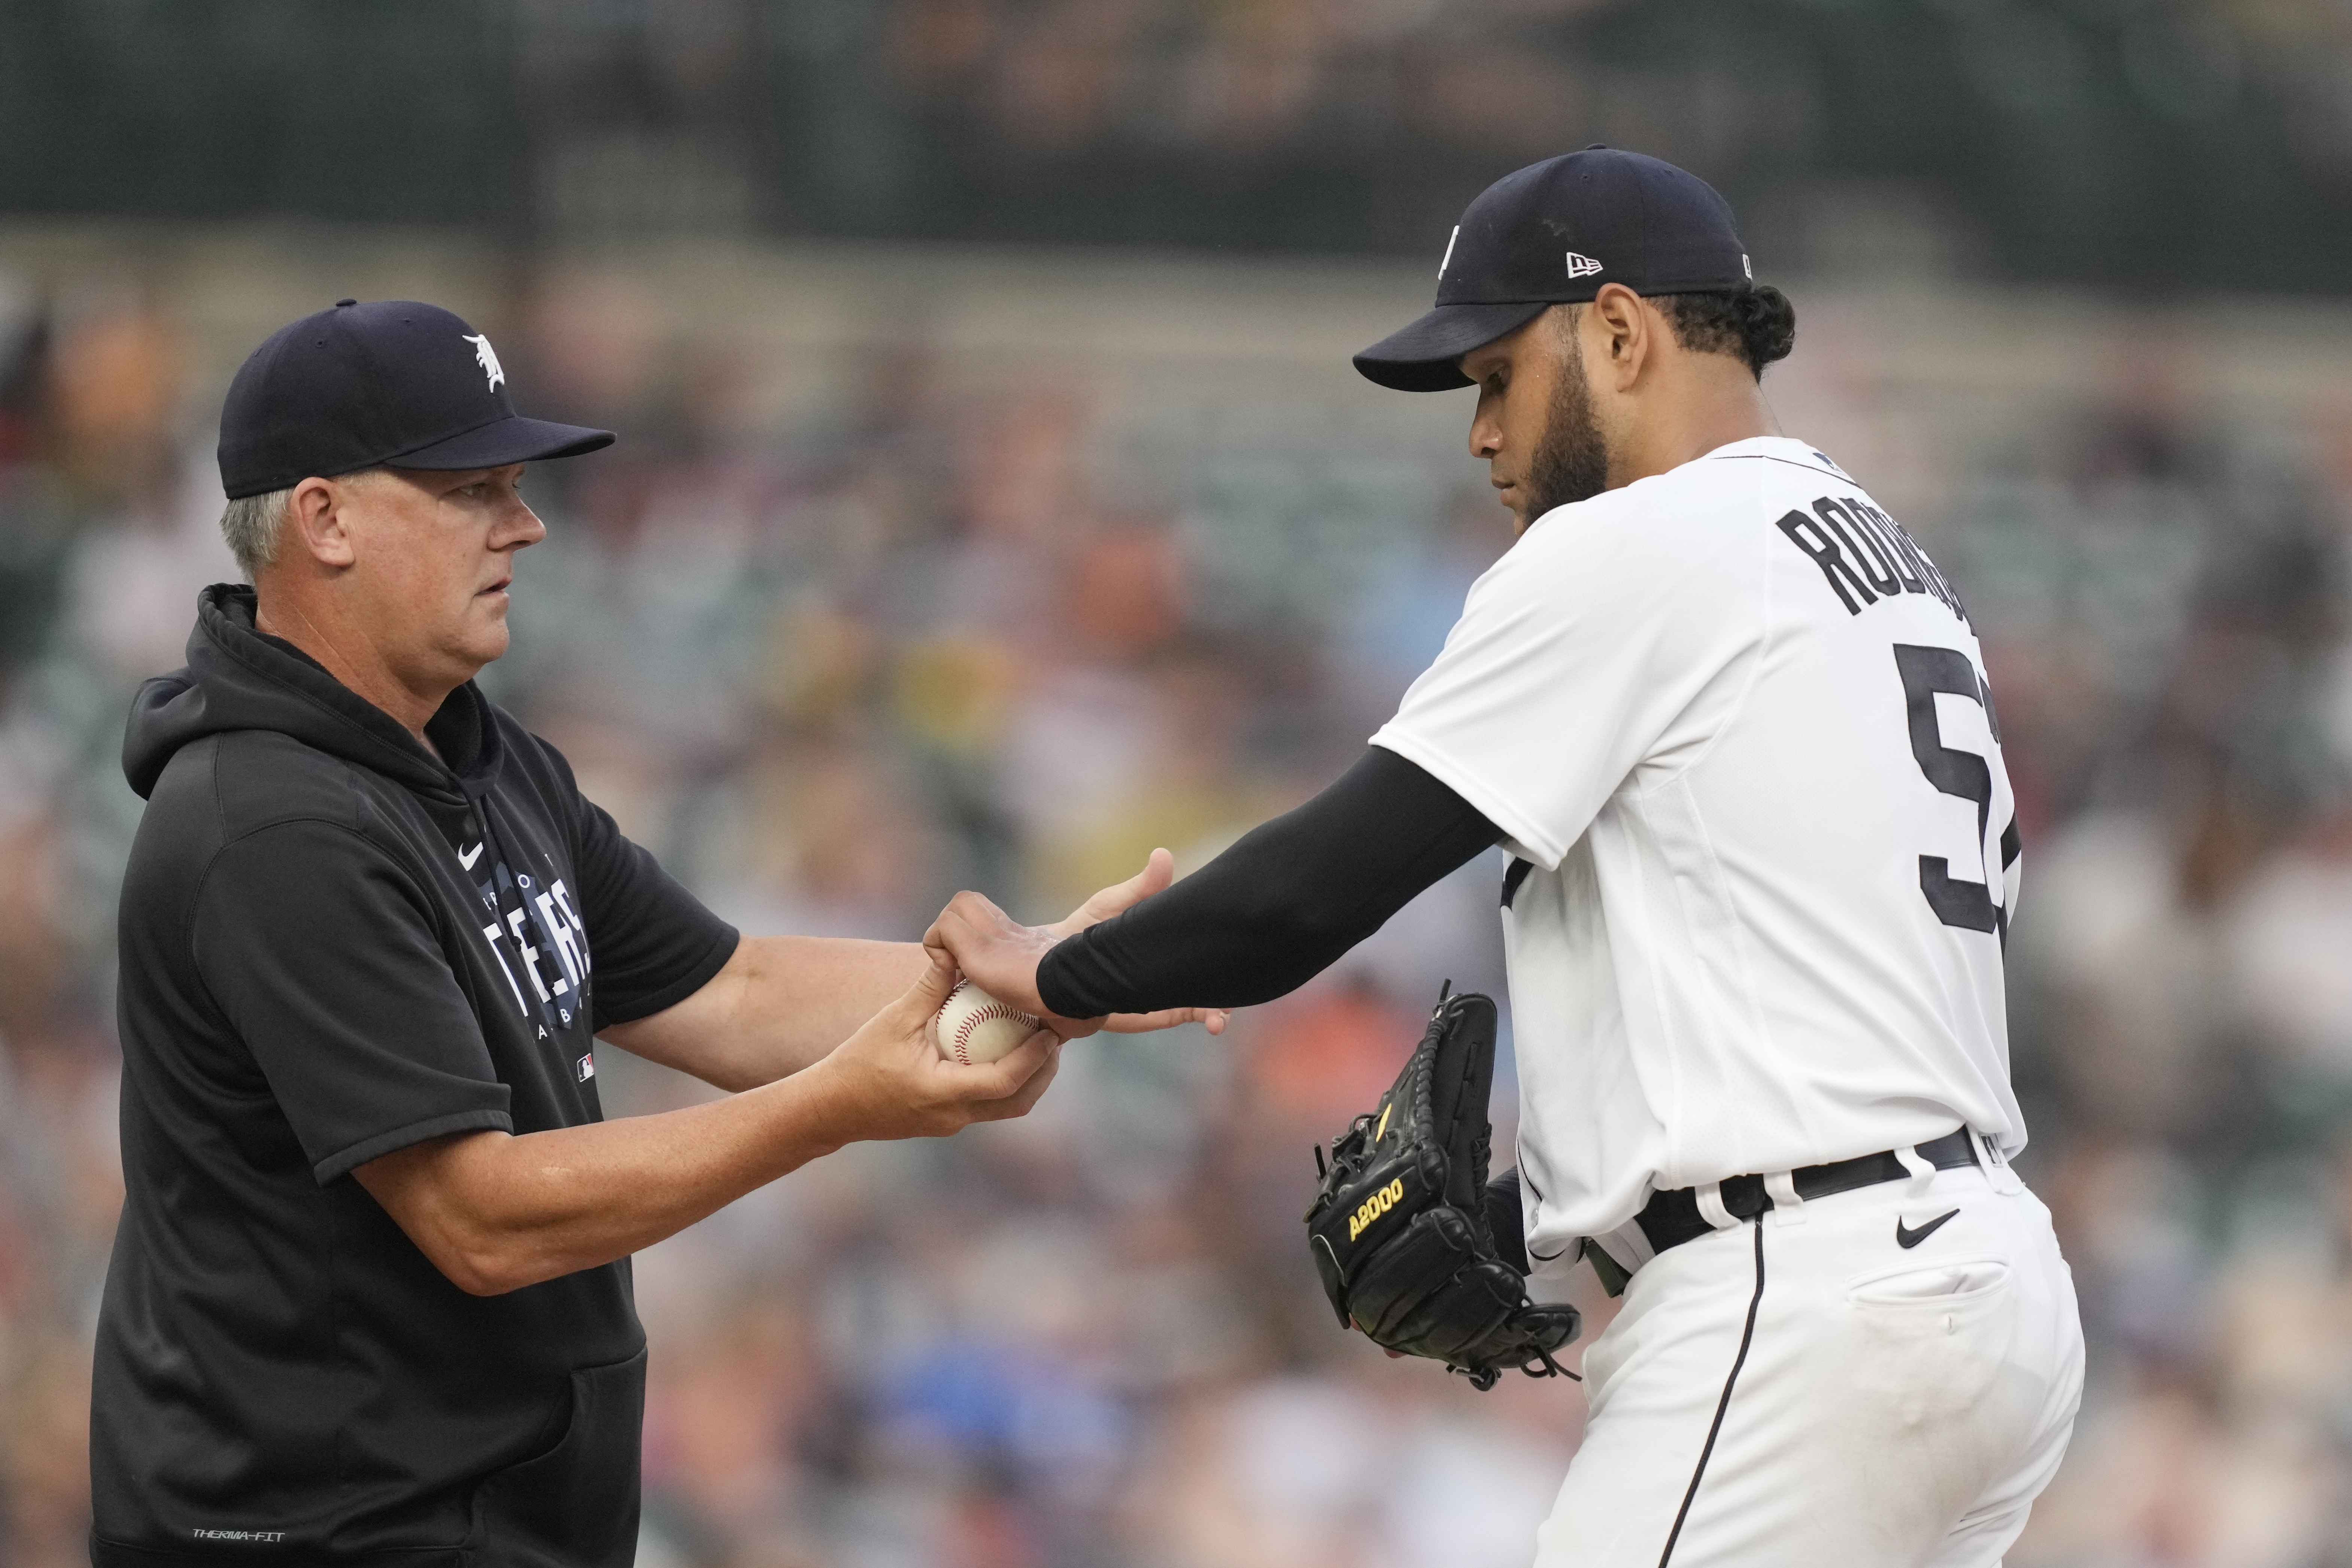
[1371,437,2024,1259]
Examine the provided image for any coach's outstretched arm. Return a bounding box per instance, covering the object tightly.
[926,746,1500,1027]
[601,853,1227,1094]
[355,955,1053,1296]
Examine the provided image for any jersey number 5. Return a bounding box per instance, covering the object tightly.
[1894,645,2019,943]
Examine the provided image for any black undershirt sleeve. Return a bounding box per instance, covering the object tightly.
[1036,746,1502,1017]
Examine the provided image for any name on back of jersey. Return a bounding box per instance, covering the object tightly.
[1775,495,1967,624]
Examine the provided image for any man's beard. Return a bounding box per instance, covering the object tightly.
[1521,335,1609,522]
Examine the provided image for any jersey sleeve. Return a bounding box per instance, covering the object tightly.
[1370,495,1765,870]
[191,820,514,1185]
[564,790,740,1032]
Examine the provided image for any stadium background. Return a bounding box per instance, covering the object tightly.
[6,1,2352,1562]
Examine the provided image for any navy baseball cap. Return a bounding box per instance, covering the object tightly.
[1355,147,1754,392]
[217,299,614,499]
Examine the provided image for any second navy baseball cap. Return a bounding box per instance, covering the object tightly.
[1354,147,1755,392]
[217,299,614,500]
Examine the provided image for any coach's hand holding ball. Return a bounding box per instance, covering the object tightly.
[806,953,1060,1142]
[934,979,1048,1065]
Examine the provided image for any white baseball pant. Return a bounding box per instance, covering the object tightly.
[1534,1154,2084,1567]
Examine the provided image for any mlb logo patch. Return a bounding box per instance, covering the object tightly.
[576,1053,595,1083]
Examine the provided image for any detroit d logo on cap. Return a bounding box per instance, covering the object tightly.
[462,332,506,392]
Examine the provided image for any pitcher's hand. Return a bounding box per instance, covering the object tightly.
[924,849,1230,1040]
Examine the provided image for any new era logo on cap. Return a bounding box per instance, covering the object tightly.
[1354,147,1757,392]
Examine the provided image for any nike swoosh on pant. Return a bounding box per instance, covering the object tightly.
[1895,1208,1960,1249]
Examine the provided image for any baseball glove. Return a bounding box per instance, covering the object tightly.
[1304,985,1581,1390]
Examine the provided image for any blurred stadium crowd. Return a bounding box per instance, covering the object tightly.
[10,0,2352,286]
[1,228,2351,1567]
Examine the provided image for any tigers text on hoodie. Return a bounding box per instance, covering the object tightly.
[93,585,738,1568]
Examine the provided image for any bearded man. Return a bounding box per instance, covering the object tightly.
[926,150,2084,1566]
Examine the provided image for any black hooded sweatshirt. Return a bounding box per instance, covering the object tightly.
[93,585,738,1568]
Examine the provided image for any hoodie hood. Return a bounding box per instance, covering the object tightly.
[124,584,503,805]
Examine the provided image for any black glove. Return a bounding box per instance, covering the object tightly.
[1303,985,1581,1390]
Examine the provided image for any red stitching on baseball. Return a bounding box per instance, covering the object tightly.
[949,993,1038,1066]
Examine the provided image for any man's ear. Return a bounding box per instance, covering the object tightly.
[1585,283,1653,392]
[282,475,359,569]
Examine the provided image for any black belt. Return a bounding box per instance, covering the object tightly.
[1636,1126,1983,1259]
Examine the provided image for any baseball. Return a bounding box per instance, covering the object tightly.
[932,978,1047,1065]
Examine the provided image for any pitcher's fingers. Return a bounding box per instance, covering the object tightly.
[1042,1011,1108,1043]
[1071,846,1175,926]
[1100,1006,1229,1034]
[1111,846,1175,903]
[923,889,1010,959]
[919,905,962,959]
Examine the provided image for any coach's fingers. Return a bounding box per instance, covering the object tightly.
[883,948,962,1033]
[941,1025,1056,1104]
[815,958,1071,1142]
[826,952,956,1078]
[966,1033,1063,1122]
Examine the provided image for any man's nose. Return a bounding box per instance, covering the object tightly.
[502,503,548,548]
